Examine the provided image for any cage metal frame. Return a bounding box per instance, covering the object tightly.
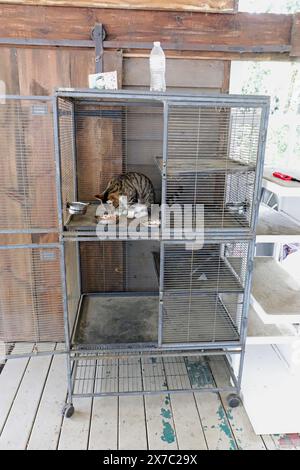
[0,90,269,415]
[53,90,269,414]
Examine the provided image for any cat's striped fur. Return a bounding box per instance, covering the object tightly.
[95,172,155,208]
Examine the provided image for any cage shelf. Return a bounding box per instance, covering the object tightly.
[262,167,300,197]
[64,202,249,236]
[71,354,234,397]
[73,293,159,348]
[256,204,300,242]
[251,257,300,324]
[246,305,297,345]
[152,251,245,293]
[64,203,160,238]
[155,156,255,175]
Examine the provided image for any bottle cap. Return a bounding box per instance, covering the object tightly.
[153,41,161,47]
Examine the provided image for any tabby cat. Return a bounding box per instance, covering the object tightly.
[95,172,155,208]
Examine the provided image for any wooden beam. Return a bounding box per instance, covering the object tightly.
[0,5,295,55]
[291,13,300,56]
[0,1,238,13]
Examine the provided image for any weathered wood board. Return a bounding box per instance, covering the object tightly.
[0,1,238,13]
[0,5,294,55]
[291,13,300,56]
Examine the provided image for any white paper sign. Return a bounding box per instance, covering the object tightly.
[88,71,118,90]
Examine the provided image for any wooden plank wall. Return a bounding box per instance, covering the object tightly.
[291,13,300,56]
[0,1,238,13]
[0,5,296,59]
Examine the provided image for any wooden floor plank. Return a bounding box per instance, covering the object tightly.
[0,344,33,435]
[163,357,207,450]
[27,351,67,450]
[144,394,178,450]
[58,398,93,450]
[119,396,148,450]
[194,391,238,450]
[209,357,266,450]
[89,358,119,450]
[271,434,300,450]
[118,358,147,450]
[187,357,237,450]
[89,397,118,450]
[0,345,55,450]
[142,357,178,450]
[261,434,279,450]
[170,393,207,450]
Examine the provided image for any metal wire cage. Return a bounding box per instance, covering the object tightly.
[0,90,268,414]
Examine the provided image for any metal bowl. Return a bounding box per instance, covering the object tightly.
[226,202,246,215]
[66,202,90,215]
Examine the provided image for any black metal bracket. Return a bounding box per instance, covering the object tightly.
[91,23,107,74]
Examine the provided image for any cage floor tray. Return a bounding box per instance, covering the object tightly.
[74,293,159,346]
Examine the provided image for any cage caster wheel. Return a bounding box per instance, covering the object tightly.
[227,394,242,408]
[62,403,75,418]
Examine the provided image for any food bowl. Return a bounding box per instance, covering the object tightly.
[66,202,90,215]
[226,202,247,216]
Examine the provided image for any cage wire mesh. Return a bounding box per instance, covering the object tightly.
[58,97,76,225]
[164,105,262,231]
[77,240,160,293]
[0,99,58,232]
[161,241,248,345]
[0,246,65,356]
[74,100,162,199]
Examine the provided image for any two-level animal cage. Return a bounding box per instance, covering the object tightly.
[0,89,269,417]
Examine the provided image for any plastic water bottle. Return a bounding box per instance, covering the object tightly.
[150,41,166,92]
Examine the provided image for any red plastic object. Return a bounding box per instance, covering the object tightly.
[273,171,300,183]
[273,171,293,181]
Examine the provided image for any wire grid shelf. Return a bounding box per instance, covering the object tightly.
[71,354,234,396]
[0,99,58,232]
